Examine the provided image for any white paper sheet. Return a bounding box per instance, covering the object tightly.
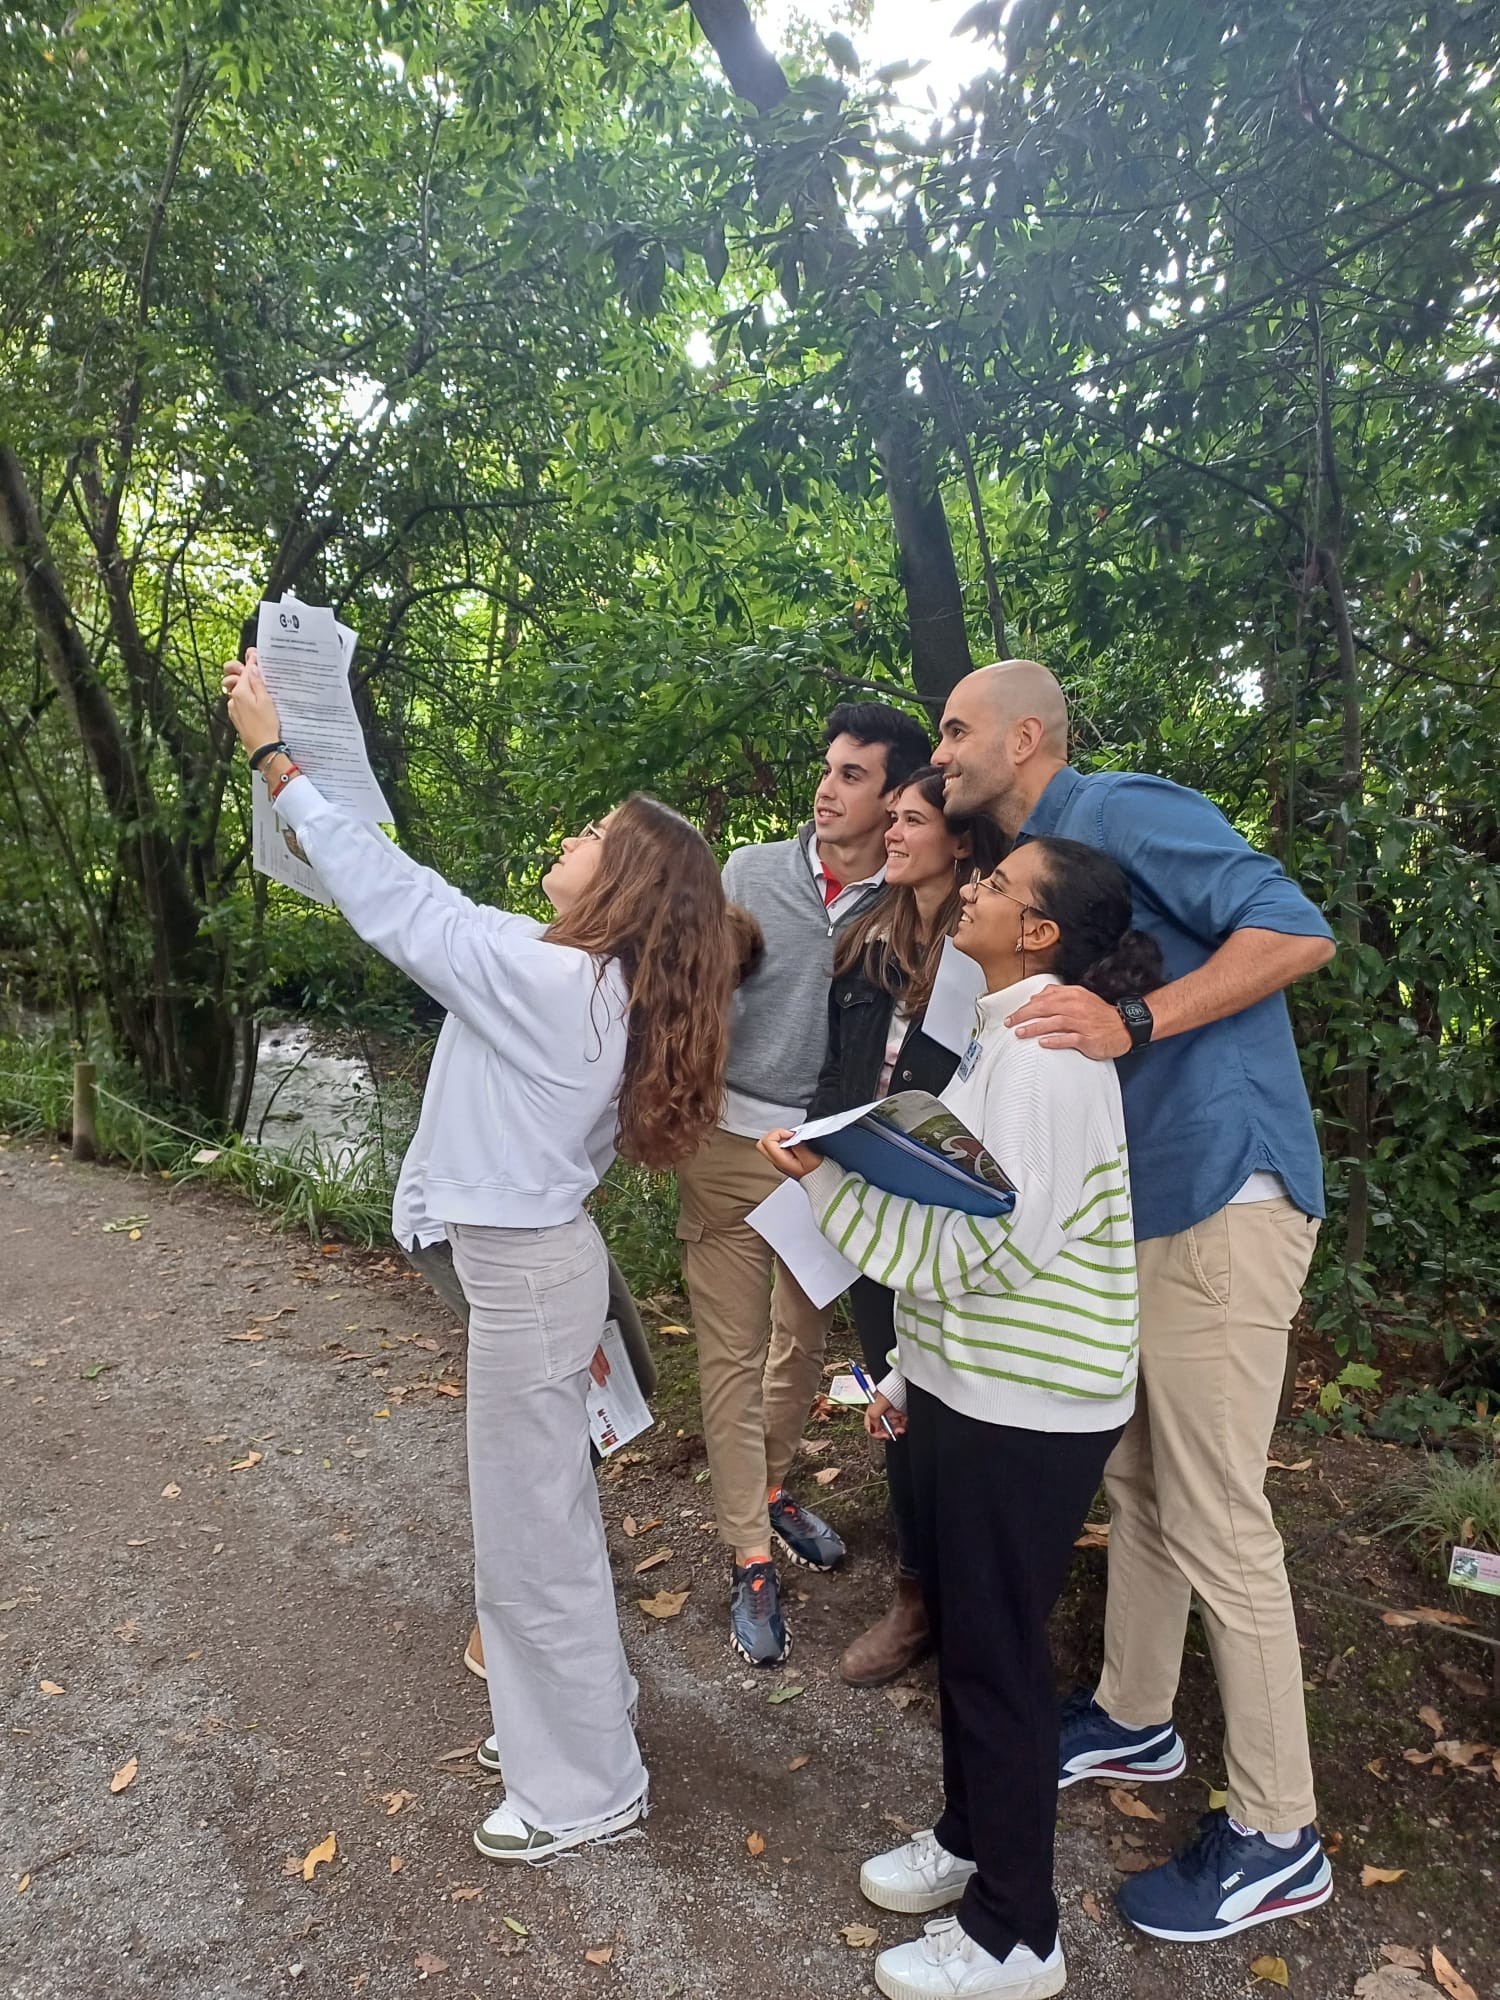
[923,936,987,1055]
[254,595,391,821]
[252,783,331,904]
[746,1177,860,1311]
[586,1317,654,1457]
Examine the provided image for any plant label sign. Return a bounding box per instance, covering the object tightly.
[1447,1545,1500,1598]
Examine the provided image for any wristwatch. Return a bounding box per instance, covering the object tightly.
[1114,995,1154,1050]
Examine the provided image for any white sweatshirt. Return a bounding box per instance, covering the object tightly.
[277,776,627,1243]
[801,972,1138,1433]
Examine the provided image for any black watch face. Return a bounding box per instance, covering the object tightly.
[1118,997,1152,1041]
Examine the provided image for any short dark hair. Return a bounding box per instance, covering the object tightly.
[823,702,933,794]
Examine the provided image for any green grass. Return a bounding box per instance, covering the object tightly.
[1388,1449,1500,1579]
[0,1029,395,1245]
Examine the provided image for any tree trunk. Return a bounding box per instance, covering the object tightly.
[0,443,235,1116]
[687,0,974,705]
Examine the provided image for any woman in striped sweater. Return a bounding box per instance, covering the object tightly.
[760,836,1163,2000]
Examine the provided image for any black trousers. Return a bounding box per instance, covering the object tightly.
[849,1277,919,1575]
[905,1383,1122,1964]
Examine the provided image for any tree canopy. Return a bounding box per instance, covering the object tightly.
[1,0,1496,1384]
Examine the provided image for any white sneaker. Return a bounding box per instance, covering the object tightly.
[473,1788,647,1863]
[477,1735,502,1774]
[874,1917,1066,2000]
[861,1830,979,1913]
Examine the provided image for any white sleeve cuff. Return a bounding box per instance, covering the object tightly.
[877,1368,907,1412]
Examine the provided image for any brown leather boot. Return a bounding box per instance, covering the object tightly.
[463,1622,487,1680]
[839,1571,930,1687]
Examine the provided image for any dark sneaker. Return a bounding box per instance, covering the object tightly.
[1058,1688,1187,1789]
[768,1487,847,1570]
[729,1559,791,1666]
[1117,1810,1332,1941]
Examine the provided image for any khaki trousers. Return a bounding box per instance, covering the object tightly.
[676,1125,835,1552]
[1096,1198,1320,1833]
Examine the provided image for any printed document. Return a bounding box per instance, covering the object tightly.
[587,1318,654,1457]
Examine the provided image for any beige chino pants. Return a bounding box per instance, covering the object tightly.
[1096,1197,1320,1833]
[676,1125,835,1552]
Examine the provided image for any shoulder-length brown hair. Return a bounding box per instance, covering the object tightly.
[545,794,739,1171]
[833,766,1008,1012]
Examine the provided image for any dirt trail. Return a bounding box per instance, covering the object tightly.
[2,1141,1494,2000]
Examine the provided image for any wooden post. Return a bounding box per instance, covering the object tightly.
[71,1060,97,1163]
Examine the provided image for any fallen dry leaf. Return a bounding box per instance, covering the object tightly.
[636,1587,689,1619]
[1366,1759,1388,1781]
[1353,1972,1433,2000]
[109,1755,138,1794]
[840,1923,879,1948]
[1435,1660,1490,1700]
[380,1789,417,1816]
[882,1810,918,1836]
[1432,1740,1490,1769]
[39,1680,64,1697]
[224,1332,265,1344]
[632,1549,672,1575]
[389,1855,404,1874]
[1360,1864,1406,1887]
[745,1830,766,1857]
[1267,1457,1314,1472]
[1080,1891,1104,1923]
[413,1954,448,1978]
[1378,1946,1426,1971]
[1207,1786,1229,1809]
[16,1873,31,1893]
[1111,1850,1165,1874]
[812,1465,841,1487]
[584,1946,614,1966]
[1417,1704,1444,1736]
[1381,1607,1473,1629]
[1107,1786,1165,1823]
[1250,1956,1289,1987]
[160,1483,181,1499]
[435,1743,483,1764]
[447,1886,481,1902]
[301,1832,337,1883]
[1431,1947,1478,2000]
[787,1753,811,1771]
[228,1450,263,1472]
[621,1514,639,1538]
[500,1916,528,1936]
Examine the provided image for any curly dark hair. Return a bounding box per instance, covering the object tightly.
[1027,837,1164,1002]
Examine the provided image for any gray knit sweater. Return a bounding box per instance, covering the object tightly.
[720,825,883,1129]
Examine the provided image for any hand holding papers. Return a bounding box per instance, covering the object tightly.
[251,595,390,901]
[586,1318,655,1457]
[786,1090,1016,1219]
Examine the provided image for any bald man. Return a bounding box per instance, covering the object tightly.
[933,662,1336,1947]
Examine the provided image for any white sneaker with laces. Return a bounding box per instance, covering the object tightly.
[874,1917,1066,2000]
[861,1830,979,1913]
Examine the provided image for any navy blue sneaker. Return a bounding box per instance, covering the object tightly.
[729,1559,791,1666]
[768,1487,847,1570]
[1058,1688,1187,1789]
[1118,1810,1332,1941]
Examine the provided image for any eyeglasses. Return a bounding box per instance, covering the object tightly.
[967,866,1055,924]
[577,821,605,843]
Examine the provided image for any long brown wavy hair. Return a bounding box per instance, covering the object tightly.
[545,794,742,1170]
[833,765,1009,1012]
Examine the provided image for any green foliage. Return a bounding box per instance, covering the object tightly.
[1,0,1497,1404]
[1389,1450,1500,1579]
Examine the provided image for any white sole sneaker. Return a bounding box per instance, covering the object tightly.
[473,1792,647,1863]
[861,1859,977,1915]
[1126,1855,1334,1942]
[861,1832,979,1915]
[1057,1731,1186,1790]
[874,1932,1066,2000]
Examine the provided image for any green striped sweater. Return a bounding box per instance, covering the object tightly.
[801,972,1139,1434]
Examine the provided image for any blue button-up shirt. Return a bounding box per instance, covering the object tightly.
[1016,767,1333,1241]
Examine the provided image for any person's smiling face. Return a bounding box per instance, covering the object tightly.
[954,845,1059,978]
[883,784,966,891]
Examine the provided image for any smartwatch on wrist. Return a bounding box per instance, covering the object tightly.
[1115,995,1154,1050]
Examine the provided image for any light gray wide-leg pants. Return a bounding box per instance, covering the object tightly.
[449,1214,646,1834]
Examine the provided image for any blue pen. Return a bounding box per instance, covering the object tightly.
[849,1359,898,1442]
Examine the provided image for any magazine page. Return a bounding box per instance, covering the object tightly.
[870,1091,1016,1194]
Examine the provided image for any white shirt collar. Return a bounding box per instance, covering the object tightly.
[809,836,885,894]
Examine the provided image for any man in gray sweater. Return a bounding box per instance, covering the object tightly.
[678,702,933,1665]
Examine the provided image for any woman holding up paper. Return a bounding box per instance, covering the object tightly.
[224,649,743,1864]
[760,837,1162,2000]
[804,765,1005,1687]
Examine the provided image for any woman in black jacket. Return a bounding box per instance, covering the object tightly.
[807,764,1006,1685]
